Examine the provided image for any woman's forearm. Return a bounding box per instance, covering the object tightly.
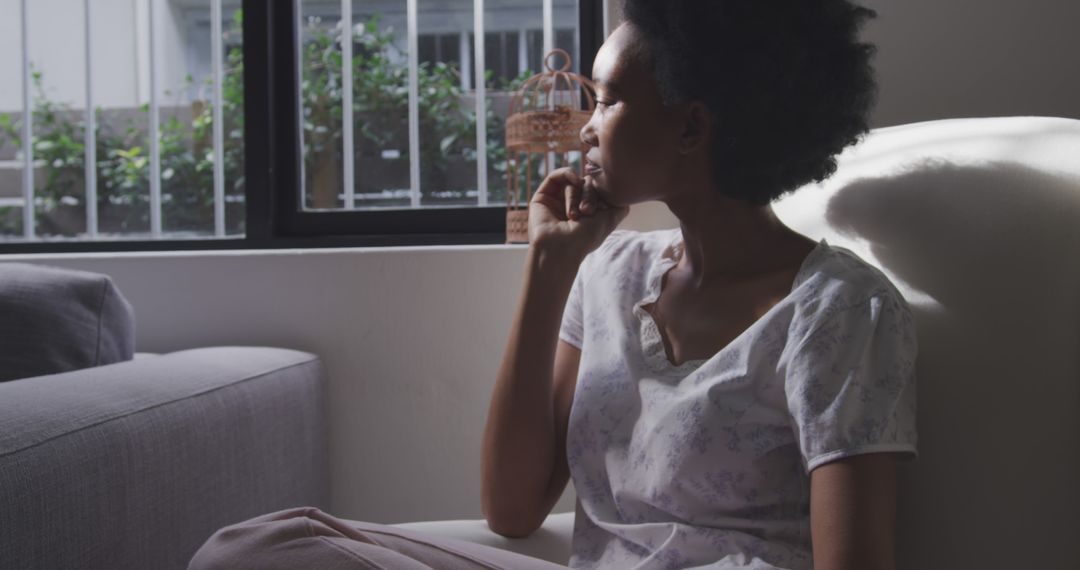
[481,245,583,536]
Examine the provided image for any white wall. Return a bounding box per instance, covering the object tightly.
[861,0,1080,127]
[4,245,545,523]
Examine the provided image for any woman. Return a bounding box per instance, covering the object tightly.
[191,1,915,568]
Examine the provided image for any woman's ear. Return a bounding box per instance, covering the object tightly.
[678,101,713,155]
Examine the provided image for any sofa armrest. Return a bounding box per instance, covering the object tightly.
[392,511,575,565]
[0,346,329,570]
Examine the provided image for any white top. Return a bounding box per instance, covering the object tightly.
[559,229,917,570]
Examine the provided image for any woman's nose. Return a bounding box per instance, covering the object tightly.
[580,113,599,147]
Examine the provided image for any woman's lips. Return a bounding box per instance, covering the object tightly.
[585,160,603,176]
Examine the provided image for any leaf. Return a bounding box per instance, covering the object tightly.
[440,133,459,154]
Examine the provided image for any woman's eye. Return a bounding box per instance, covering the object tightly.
[596,99,614,108]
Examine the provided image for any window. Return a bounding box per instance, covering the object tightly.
[0,0,604,252]
[0,0,246,247]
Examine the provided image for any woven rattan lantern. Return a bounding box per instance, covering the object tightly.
[504,49,596,243]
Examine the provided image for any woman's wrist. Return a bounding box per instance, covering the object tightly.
[527,240,587,277]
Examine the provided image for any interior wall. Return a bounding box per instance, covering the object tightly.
[861,0,1080,126]
[605,0,1080,127]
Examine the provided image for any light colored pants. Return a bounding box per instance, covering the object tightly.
[188,506,571,570]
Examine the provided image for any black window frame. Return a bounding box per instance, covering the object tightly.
[0,0,604,254]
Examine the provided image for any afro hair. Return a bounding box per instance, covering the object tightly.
[621,0,878,204]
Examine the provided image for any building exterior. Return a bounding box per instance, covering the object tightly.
[0,0,577,113]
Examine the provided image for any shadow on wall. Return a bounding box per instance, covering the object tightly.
[826,160,1080,570]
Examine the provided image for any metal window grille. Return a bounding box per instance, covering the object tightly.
[11,0,233,242]
[297,0,560,211]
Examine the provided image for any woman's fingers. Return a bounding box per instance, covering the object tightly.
[565,183,582,220]
[526,166,628,252]
[529,167,584,222]
[530,167,622,224]
[533,167,582,202]
[578,178,591,214]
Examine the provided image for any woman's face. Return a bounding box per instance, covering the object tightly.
[580,24,684,207]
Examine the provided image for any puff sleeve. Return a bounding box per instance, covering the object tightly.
[784,293,918,472]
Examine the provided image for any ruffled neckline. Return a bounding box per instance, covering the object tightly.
[632,230,829,374]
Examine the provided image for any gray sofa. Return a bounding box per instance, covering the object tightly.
[0,264,329,569]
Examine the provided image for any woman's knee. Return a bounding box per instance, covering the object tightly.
[188,507,326,570]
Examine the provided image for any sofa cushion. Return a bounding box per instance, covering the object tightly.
[0,263,135,382]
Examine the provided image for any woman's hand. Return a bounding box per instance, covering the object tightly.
[528,167,629,260]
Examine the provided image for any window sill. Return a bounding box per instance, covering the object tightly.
[0,232,532,256]
[0,235,530,260]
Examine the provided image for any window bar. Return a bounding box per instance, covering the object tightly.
[341,0,355,210]
[211,0,225,235]
[83,0,98,238]
[20,0,34,239]
[517,29,527,75]
[602,0,610,37]
[295,0,307,209]
[473,0,488,206]
[459,31,470,91]
[148,0,162,237]
[542,0,554,56]
[542,0,554,177]
[407,0,420,207]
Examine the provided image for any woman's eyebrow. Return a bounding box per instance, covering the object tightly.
[593,77,621,96]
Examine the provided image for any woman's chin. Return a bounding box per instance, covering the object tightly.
[587,173,612,196]
[591,179,629,208]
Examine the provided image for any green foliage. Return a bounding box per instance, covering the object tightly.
[298,15,526,206]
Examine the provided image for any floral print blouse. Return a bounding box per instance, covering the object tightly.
[558,229,917,569]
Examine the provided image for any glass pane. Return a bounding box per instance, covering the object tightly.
[222,8,246,235]
[300,1,345,210]
[2,0,91,239]
[350,1,411,209]
[295,0,579,212]
[485,1,540,206]
[300,0,414,210]
[0,0,30,238]
[554,0,582,178]
[95,0,151,237]
[489,1,581,207]
[159,0,245,236]
[418,0,479,207]
[0,0,245,242]
[554,0,580,75]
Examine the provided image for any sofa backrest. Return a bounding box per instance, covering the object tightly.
[773,116,1080,570]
